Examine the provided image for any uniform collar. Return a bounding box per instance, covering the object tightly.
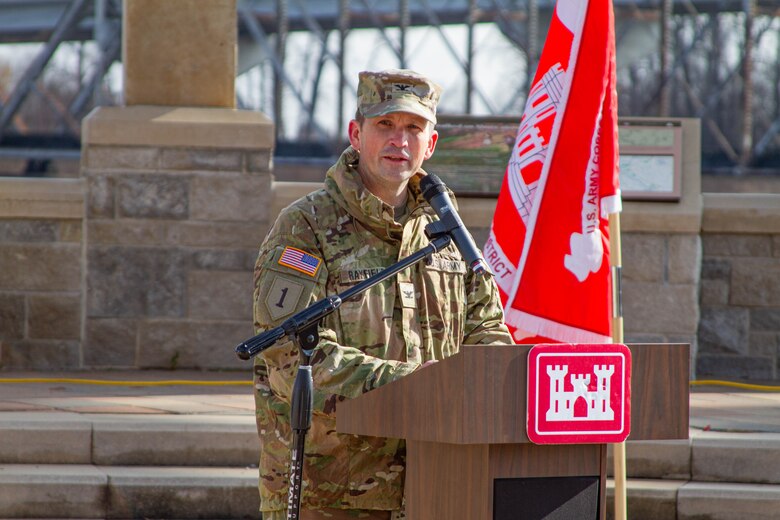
[325,146,427,239]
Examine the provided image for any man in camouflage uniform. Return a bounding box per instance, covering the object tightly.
[253,69,512,520]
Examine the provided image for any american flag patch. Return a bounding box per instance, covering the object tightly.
[278,246,322,277]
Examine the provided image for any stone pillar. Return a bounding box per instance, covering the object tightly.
[80,0,275,369]
[123,0,236,108]
[0,179,84,369]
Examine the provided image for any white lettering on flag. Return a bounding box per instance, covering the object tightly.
[484,229,516,294]
[564,109,606,282]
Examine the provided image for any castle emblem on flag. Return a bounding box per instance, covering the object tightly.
[527,343,631,444]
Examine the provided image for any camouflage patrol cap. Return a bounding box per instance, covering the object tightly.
[357,69,442,124]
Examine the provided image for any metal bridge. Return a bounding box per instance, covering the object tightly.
[2,0,780,175]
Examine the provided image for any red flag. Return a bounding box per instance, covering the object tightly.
[485,0,621,343]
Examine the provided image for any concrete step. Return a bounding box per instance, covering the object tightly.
[3,411,780,519]
[0,464,259,519]
[605,479,780,520]
[1,466,778,520]
[0,412,259,467]
[607,430,780,485]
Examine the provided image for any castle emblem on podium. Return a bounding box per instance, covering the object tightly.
[526,344,632,444]
[545,364,615,421]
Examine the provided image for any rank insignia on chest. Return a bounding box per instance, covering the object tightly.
[278,246,322,277]
[398,281,417,308]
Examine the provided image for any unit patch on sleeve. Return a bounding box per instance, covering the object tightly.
[278,246,322,277]
[265,276,305,321]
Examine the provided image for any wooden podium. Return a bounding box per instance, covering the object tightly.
[336,344,689,520]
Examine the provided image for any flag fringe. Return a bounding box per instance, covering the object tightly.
[506,308,613,344]
[602,191,622,217]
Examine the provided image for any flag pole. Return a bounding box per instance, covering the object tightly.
[609,211,627,520]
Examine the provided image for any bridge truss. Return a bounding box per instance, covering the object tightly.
[1,0,780,174]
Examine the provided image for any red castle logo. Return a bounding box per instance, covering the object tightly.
[527,344,631,444]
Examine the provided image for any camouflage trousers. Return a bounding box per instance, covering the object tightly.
[262,509,406,520]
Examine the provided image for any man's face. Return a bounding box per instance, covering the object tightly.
[348,111,438,204]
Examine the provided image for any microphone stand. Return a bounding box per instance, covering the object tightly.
[235,219,459,520]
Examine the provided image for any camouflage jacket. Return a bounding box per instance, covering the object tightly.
[253,146,512,512]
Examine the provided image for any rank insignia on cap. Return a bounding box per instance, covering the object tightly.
[278,246,322,277]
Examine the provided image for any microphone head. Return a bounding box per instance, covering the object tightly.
[420,173,447,202]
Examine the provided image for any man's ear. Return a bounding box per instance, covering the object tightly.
[348,119,361,152]
[424,129,439,160]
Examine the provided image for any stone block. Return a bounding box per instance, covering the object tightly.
[28,295,81,340]
[0,178,84,219]
[0,416,92,464]
[678,482,780,520]
[0,464,107,518]
[470,226,490,251]
[160,148,243,171]
[700,280,728,305]
[696,354,774,380]
[247,150,273,174]
[702,233,772,257]
[189,174,271,222]
[624,333,667,344]
[188,270,252,320]
[605,479,684,520]
[123,0,236,107]
[749,332,778,357]
[730,258,780,306]
[92,415,258,466]
[192,249,256,271]
[165,221,266,248]
[0,340,80,369]
[117,174,189,219]
[0,244,81,291]
[0,220,57,242]
[621,233,665,282]
[87,246,188,318]
[84,145,159,171]
[0,294,25,340]
[668,234,701,284]
[623,282,699,334]
[692,431,780,484]
[106,466,258,519]
[59,220,82,242]
[84,318,138,367]
[85,173,115,218]
[751,308,780,331]
[137,320,251,369]
[698,307,749,354]
[703,193,780,234]
[701,258,730,281]
[87,219,167,246]
[82,106,274,150]
[607,439,691,479]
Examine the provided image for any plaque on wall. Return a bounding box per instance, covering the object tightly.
[424,115,517,197]
[424,115,684,201]
[618,121,682,201]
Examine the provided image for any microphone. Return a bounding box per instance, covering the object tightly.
[420,174,492,277]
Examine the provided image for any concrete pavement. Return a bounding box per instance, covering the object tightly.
[1,372,780,519]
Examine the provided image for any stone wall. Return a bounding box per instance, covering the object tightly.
[697,194,780,380]
[79,106,273,370]
[2,114,780,380]
[0,178,84,369]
